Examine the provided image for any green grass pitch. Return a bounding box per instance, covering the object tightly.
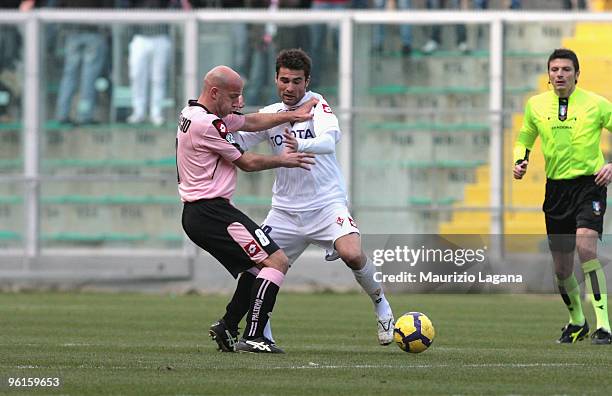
[1,291,611,395]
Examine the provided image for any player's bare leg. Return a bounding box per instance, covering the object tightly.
[335,233,395,345]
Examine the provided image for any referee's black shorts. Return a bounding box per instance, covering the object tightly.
[543,175,607,252]
[182,198,280,278]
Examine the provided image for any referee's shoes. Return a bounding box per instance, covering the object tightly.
[591,328,612,345]
[557,321,589,344]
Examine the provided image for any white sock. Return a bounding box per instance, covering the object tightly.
[352,257,393,319]
[263,319,274,343]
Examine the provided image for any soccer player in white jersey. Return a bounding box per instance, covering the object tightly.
[236,49,395,345]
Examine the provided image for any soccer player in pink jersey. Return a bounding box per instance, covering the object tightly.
[177,65,317,353]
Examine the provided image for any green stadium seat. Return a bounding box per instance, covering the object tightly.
[408,197,457,206]
[0,230,20,240]
[368,121,489,132]
[358,159,486,169]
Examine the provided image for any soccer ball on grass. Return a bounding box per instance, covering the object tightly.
[393,312,435,353]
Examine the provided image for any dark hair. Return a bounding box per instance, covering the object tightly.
[275,48,312,80]
[547,48,580,72]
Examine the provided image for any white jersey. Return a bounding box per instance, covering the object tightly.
[236,91,348,211]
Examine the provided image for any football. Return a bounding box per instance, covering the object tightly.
[393,312,435,353]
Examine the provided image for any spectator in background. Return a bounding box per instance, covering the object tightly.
[476,0,521,9]
[17,0,41,10]
[190,0,251,100]
[0,1,38,120]
[563,0,588,9]
[242,0,280,106]
[309,0,349,88]
[473,0,521,50]
[422,0,467,54]
[53,0,113,125]
[120,0,191,127]
[372,0,413,56]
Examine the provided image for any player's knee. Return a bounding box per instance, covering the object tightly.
[262,249,289,274]
[547,234,575,254]
[339,249,364,270]
[552,251,575,280]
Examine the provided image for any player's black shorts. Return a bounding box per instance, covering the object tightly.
[543,175,606,252]
[182,198,280,278]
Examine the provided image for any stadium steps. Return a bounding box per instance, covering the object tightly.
[369,85,533,97]
[0,194,270,246]
[0,231,183,244]
[0,157,176,171]
[0,194,271,206]
[359,159,486,169]
[438,22,612,236]
[369,121,489,132]
[0,121,172,132]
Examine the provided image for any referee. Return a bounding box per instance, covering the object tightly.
[514,48,612,344]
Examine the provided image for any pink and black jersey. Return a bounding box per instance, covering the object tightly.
[176,100,246,202]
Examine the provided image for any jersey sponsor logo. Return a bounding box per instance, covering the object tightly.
[593,201,601,216]
[321,103,333,114]
[261,225,272,235]
[552,125,572,130]
[225,132,236,144]
[270,129,315,146]
[348,217,357,227]
[336,217,344,226]
[243,240,262,257]
[212,119,228,138]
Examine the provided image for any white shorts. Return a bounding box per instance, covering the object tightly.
[261,203,360,264]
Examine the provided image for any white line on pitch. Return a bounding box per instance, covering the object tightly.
[271,363,586,369]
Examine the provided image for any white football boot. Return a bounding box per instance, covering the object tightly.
[377,315,395,345]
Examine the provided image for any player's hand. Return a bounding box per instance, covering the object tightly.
[513,160,528,179]
[279,150,315,170]
[290,98,318,122]
[595,163,612,186]
[283,128,299,153]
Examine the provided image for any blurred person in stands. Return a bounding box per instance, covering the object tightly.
[120,0,192,127]
[309,0,348,88]
[372,0,413,56]
[421,0,468,54]
[53,0,113,125]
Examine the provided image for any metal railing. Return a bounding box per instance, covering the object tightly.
[0,9,611,273]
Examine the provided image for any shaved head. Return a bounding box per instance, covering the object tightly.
[203,65,243,93]
[198,65,244,117]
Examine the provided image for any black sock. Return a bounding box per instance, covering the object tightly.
[243,277,280,340]
[222,271,256,331]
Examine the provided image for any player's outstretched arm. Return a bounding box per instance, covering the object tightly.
[240,98,318,132]
[234,151,315,172]
[513,160,528,180]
